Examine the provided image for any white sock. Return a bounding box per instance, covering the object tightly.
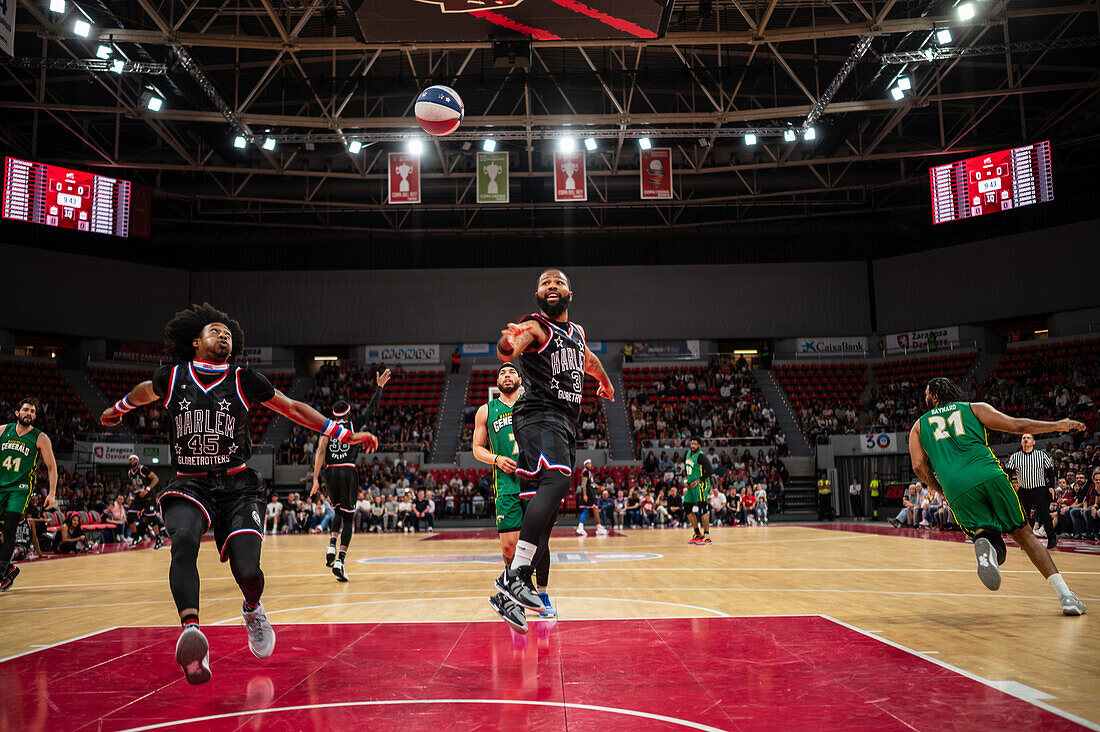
[1048,573,1072,599]
[510,540,536,570]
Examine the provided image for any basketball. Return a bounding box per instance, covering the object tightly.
[414,85,464,136]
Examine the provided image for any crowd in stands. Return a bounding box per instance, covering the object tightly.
[777,363,865,442]
[626,355,786,456]
[279,362,437,463]
[1,359,97,451]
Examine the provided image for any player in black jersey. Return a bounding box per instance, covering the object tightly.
[100,303,378,685]
[489,269,615,620]
[126,454,163,549]
[311,368,389,582]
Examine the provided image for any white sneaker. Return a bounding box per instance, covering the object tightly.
[596,526,609,536]
[974,538,1001,591]
[1035,526,1048,538]
[332,559,348,582]
[576,525,587,536]
[1061,593,1087,616]
[175,625,212,685]
[242,602,276,659]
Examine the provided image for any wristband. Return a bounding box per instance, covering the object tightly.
[334,426,352,443]
[493,455,499,468]
[322,419,345,440]
[113,396,136,414]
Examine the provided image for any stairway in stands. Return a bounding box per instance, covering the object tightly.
[263,374,312,451]
[967,351,1003,385]
[62,368,138,441]
[752,369,813,457]
[430,368,470,463]
[602,369,635,460]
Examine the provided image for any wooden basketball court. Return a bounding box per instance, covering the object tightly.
[1,524,1097,730]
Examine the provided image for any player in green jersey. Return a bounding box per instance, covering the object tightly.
[684,438,714,545]
[909,378,1086,616]
[475,365,556,633]
[0,397,59,592]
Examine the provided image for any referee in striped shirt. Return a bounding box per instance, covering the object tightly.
[1005,434,1057,549]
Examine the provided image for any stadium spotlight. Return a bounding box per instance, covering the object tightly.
[957,3,975,20]
[111,58,124,73]
[233,135,247,149]
[638,137,652,150]
[347,140,362,154]
[408,139,424,155]
[584,138,598,151]
[744,133,757,146]
[143,93,164,112]
[262,137,276,151]
[558,137,576,153]
[49,0,65,12]
[482,139,497,153]
[936,28,952,44]
[897,76,912,91]
[96,44,112,59]
[783,129,796,142]
[73,19,91,37]
[803,127,816,141]
[890,87,905,101]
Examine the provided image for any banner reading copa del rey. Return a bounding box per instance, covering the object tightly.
[363,344,440,364]
[885,326,960,351]
[553,151,587,202]
[795,337,869,356]
[640,147,673,200]
[93,443,135,464]
[388,153,420,204]
[476,152,509,204]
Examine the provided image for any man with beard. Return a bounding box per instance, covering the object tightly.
[126,453,163,549]
[0,397,58,591]
[474,365,556,632]
[489,269,614,622]
[909,377,1087,616]
[99,303,379,684]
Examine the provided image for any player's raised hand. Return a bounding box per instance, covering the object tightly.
[351,431,379,452]
[376,369,392,388]
[1058,419,1086,432]
[100,406,123,427]
[500,321,535,350]
[597,380,615,402]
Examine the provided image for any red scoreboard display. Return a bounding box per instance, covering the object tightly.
[2,157,151,238]
[929,141,1053,225]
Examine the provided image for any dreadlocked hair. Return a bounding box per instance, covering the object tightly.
[926,377,966,406]
[163,303,244,363]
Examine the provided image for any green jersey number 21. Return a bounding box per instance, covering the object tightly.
[929,410,965,441]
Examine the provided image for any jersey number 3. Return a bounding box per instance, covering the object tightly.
[929,410,965,441]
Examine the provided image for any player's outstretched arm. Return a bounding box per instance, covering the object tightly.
[908,423,945,498]
[970,402,1085,436]
[100,381,160,426]
[37,432,58,510]
[472,403,516,474]
[585,346,615,402]
[263,390,379,451]
[497,320,545,363]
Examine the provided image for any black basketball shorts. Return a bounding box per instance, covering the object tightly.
[157,467,266,562]
[514,420,576,499]
[324,465,359,514]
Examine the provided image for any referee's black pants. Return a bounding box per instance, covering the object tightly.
[1017,486,1055,540]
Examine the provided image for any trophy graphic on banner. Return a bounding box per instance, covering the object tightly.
[562,160,578,190]
[396,161,413,192]
[483,159,502,195]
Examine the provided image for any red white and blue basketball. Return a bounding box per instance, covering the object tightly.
[415,85,464,136]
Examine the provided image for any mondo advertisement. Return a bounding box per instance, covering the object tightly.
[362,344,440,364]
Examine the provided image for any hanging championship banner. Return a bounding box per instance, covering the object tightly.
[640,147,673,200]
[553,151,587,202]
[0,0,16,57]
[388,153,420,204]
[477,152,509,204]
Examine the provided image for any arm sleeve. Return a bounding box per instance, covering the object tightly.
[363,386,384,421]
[151,365,173,398]
[699,455,715,480]
[238,369,276,404]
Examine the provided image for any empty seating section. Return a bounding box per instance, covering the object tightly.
[775,363,865,439]
[88,366,293,444]
[0,359,94,450]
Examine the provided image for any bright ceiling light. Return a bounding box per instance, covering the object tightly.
[111,59,124,73]
[482,139,497,153]
[897,76,912,91]
[558,137,576,153]
[957,3,975,20]
[803,127,816,141]
[638,137,652,150]
[744,133,757,146]
[262,137,276,151]
[783,129,796,142]
[49,0,65,12]
[233,135,247,149]
[96,44,112,59]
[73,19,91,37]
[145,95,163,112]
[936,28,952,44]
[348,140,362,154]
[584,138,597,151]
[408,139,423,155]
[891,87,905,101]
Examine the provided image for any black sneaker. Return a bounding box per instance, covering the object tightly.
[0,566,19,592]
[488,592,528,634]
[154,537,164,550]
[494,566,544,612]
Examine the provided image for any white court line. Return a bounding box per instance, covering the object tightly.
[116,698,734,732]
[207,595,732,625]
[0,626,118,664]
[819,614,1100,732]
